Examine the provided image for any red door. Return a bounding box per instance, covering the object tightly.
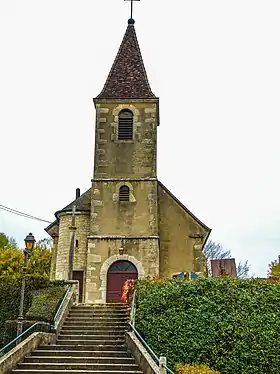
[107,261,138,302]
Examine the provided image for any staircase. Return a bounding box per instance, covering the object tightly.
[9,304,143,374]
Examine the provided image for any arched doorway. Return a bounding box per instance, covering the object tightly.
[106,260,138,302]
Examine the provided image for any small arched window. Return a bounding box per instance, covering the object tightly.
[119,185,130,202]
[118,109,133,140]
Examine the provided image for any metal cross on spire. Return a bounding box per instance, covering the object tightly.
[124,0,140,21]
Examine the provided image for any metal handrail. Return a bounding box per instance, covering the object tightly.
[129,289,136,326]
[128,322,175,374]
[0,284,72,358]
[53,284,71,328]
[128,289,175,374]
[128,322,160,363]
[164,364,175,374]
[0,322,50,357]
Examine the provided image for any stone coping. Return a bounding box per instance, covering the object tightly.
[126,331,159,374]
[0,332,56,374]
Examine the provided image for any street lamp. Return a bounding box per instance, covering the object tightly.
[17,233,36,337]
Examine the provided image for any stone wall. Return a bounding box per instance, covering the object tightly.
[85,237,159,303]
[0,332,56,374]
[125,332,159,374]
[55,212,90,280]
[94,101,158,179]
[50,235,58,280]
[158,183,209,278]
[50,93,210,303]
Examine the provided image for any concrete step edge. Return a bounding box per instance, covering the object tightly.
[26,356,134,360]
[18,363,139,368]
[60,330,126,333]
[10,369,143,374]
[56,340,125,344]
[57,335,125,338]
[39,345,127,350]
[33,350,130,354]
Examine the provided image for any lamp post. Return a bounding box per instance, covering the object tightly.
[17,233,36,337]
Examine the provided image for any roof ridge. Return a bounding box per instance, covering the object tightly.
[129,25,154,97]
[158,180,211,233]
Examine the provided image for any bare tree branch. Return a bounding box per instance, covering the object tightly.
[203,240,250,278]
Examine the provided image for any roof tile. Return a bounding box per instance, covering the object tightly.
[96,24,156,99]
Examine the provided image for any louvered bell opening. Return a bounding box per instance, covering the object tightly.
[119,186,130,202]
[118,110,133,140]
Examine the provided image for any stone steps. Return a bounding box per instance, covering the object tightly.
[68,310,127,314]
[63,319,127,325]
[57,334,125,340]
[24,356,136,364]
[63,322,128,328]
[37,344,128,351]
[69,308,126,313]
[9,304,143,374]
[60,330,125,335]
[32,349,131,357]
[64,317,128,322]
[67,313,127,318]
[61,325,126,331]
[15,363,140,370]
[56,339,125,345]
[10,371,142,374]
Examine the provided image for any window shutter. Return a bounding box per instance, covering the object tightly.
[118,110,133,140]
[119,185,130,202]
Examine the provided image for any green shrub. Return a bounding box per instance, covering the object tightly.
[175,363,221,374]
[0,278,66,347]
[135,278,280,374]
[26,285,67,322]
[2,320,50,349]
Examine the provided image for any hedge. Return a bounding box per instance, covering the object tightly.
[0,278,66,347]
[135,278,280,374]
[26,285,66,322]
[3,320,51,351]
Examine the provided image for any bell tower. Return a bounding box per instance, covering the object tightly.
[85,18,160,302]
[93,19,159,180]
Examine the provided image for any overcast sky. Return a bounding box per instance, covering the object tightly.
[1,0,280,277]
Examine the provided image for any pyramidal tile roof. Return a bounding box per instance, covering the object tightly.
[96,22,156,99]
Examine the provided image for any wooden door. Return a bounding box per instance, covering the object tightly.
[73,270,84,303]
[107,261,138,302]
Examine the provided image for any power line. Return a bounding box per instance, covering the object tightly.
[0,204,52,224]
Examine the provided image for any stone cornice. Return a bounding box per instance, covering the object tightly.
[92,178,157,182]
[87,235,159,240]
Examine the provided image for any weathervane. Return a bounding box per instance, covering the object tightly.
[124,0,140,21]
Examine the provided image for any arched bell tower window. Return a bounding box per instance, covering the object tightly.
[118,110,133,140]
[119,185,130,202]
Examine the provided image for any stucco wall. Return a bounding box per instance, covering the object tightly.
[90,180,158,236]
[158,183,209,278]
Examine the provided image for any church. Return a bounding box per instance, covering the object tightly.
[45,15,211,304]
